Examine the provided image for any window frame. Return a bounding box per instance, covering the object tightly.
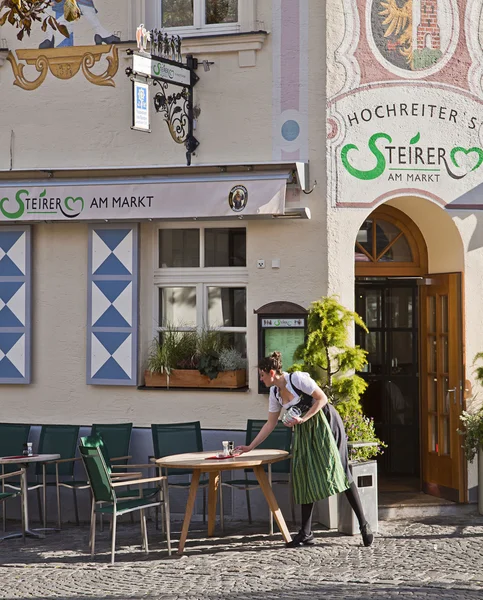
[153,223,248,347]
[154,0,245,37]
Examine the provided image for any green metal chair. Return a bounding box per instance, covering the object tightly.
[90,423,133,471]
[221,419,294,533]
[4,425,86,529]
[0,423,30,532]
[37,425,86,529]
[151,422,209,524]
[79,436,171,564]
[0,470,24,540]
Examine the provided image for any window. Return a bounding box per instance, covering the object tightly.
[160,0,240,34]
[154,226,247,355]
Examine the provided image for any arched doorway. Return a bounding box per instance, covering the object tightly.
[354,205,465,502]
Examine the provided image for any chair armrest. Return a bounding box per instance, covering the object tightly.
[111,463,154,469]
[45,457,82,465]
[111,475,166,487]
[110,455,132,462]
[0,470,23,481]
[112,472,142,480]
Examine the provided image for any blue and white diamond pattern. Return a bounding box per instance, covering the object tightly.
[87,226,138,386]
[0,228,30,384]
[0,332,25,378]
[92,229,133,276]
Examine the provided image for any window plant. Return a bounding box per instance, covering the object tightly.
[145,325,247,388]
[291,295,386,461]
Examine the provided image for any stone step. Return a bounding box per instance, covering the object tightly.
[379,502,478,520]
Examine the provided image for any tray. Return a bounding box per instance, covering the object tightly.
[205,454,240,460]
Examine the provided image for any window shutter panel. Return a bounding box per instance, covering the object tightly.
[0,226,31,384]
[87,224,138,386]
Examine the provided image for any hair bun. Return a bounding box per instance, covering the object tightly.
[270,351,281,360]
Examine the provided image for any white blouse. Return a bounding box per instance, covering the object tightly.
[268,371,318,413]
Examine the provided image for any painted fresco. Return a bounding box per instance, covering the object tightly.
[327,0,483,208]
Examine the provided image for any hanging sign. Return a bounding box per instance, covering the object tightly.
[132,80,150,132]
[132,53,191,87]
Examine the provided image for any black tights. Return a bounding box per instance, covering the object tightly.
[300,482,366,535]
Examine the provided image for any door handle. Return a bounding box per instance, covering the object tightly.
[447,388,456,405]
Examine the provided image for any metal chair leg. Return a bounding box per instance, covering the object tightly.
[36,485,42,524]
[163,478,171,556]
[219,472,224,533]
[73,487,80,526]
[90,499,96,558]
[202,486,206,524]
[245,472,252,524]
[42,464,47,529]
[141,509,149,553]
[111,511,117,565]
[56,467,62,530]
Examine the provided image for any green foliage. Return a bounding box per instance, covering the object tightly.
[146,325,198,375]
[457,353,483,462]
[291,296,386,461]
[343,411,387,462]
[219,348,247,372]
[198,350,222,380]
[458,405,483,462]
[147,325,245,380]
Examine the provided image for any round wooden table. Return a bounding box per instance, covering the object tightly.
[156,449,292,554]
[0,453,60,540]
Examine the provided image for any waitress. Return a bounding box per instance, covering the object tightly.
[236,351,374,548]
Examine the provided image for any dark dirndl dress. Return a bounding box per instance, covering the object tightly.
[285,377,350,504]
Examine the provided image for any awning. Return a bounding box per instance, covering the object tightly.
[0,172,308,223]
[445,181,483,210]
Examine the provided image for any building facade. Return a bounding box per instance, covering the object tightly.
[0,0,480,508]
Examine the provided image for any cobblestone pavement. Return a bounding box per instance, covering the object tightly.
[0,512,482,599]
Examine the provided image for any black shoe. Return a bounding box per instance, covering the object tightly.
[39,36,54,49]
[94,34,121,45]
[285,531,315,548]
[360,522,374,547]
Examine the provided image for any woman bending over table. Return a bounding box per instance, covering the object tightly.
[236,352,374,548]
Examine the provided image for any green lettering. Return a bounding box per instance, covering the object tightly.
[341,133,392,180]
[0,189,27,219]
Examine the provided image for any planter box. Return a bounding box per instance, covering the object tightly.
[144,369,247,389]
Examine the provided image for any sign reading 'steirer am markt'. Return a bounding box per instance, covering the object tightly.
[0,178,288,221]
[327,87,483,207]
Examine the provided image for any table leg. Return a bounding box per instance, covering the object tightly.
[253,465,291,543]
[207,471,219,537]
[177,470,200,555]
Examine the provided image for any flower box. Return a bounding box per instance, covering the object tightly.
[144,369,247,389]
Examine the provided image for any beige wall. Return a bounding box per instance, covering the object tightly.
[0,1,330,429]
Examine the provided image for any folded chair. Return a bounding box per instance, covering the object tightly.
[221,419,294,534]
[79,436,171,564]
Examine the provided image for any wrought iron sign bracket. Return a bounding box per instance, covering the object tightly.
[126,31,201,166]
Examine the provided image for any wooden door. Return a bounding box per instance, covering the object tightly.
[419,273,465,502]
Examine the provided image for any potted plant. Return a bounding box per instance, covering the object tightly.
[458,353,483,514]
[291,295,386,461]
[144,326,247,389]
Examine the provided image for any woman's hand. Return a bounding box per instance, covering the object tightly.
[283,415,303,428]
[235,445,251,455]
